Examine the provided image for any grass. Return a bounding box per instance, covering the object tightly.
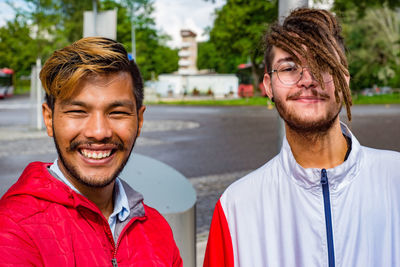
[150,97,271,106]
[146,93,400,106]
[352,93,400,104]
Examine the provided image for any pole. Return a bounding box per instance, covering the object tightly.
[130,2,136,59]
[276,0,308,150]
[35,58,43,130]
[92,0,97,36]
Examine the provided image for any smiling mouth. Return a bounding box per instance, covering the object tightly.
[79,149,114,159]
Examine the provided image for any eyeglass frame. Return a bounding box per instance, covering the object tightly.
[268,61,333,86]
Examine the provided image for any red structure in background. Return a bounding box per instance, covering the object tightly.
[238,84,253,97]
[237,63,266,98]
[0,68,15,98]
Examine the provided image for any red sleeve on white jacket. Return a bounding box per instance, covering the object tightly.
[203,199,234,267]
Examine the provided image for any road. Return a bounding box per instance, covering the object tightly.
[1,94,400,234]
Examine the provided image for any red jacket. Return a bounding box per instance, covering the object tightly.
[0,162,182,266]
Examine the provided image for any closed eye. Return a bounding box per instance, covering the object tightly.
[279,66,297,73]
[65,110,86,114]
[110,111,131,115]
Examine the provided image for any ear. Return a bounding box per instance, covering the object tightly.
[136,105,146,137]
[263,73,274,100]
[42,103,54,137]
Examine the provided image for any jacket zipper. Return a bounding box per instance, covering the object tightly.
[111,238,121,267]
[321,169,335,267]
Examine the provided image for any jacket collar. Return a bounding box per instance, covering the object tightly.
[3,162,145,218]
[279,122,363,192]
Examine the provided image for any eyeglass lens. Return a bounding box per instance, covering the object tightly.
[276,61,332,85]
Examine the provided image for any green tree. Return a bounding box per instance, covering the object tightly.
[0,19,36,77]
[200,0,277,89]
[341,6,400,91]
[333,0,400,17]
[102,0,178,80]
[1,0,177,82]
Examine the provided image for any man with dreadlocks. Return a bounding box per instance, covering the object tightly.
[204,8,400,267]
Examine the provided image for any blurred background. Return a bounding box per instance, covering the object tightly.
[0,0,399,97]
[1,1,400,265]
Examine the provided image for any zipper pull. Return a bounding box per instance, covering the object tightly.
[321,168,328,184]
[111,258,118,267]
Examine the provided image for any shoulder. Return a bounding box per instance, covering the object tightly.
[0,194,50,224]
[361,146,400,165]
[221,156,281,204]
[358,146,400,185]
[142,204,174,235]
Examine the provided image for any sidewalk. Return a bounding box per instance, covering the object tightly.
[196,232,208,267]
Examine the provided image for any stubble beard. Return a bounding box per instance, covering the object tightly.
[274,94,342,137]
[52,126,138,189]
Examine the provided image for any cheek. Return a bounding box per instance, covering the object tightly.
[52,116,82,142]
[113,120,139,141]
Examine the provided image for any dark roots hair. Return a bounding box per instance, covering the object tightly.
[40,37,144,112]
[264,8,352,121]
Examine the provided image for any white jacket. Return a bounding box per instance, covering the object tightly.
[204,123,400,267]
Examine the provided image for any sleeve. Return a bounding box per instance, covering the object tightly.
[203,199,234,267]
[172,242,183,267]
[0,214,42,266]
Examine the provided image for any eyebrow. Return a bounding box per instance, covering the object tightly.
[109,100,135,110]
[60,100,87,107]
[60,100,135,110]
[274,57,294,67]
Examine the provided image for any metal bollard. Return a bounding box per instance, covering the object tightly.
[120,153,197,267]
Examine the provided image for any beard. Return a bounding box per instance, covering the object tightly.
[274,90,342,136]
[52,125,138,188]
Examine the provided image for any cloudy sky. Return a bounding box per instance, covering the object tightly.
[0,0,225,48]
[154,0,225,47]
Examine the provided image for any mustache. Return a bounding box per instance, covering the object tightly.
[68,139,125,152]
[287,89,330,100]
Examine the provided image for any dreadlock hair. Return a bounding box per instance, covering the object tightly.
[40,37,144,112]
[264,8,352,121]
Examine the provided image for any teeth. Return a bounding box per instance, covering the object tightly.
[81,149,111,159]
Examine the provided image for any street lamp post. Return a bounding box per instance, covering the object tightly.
[276,0,308,150]
[92,0,97,36]
[130,2,136,59]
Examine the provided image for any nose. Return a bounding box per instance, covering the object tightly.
[297,67,317,89]
[83,112,112,141]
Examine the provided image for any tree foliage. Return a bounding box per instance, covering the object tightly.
[198,0,277,88]
[0,19,36,77]
[340,5,400,90]
[0,0,178,80]
[333,0,400,17]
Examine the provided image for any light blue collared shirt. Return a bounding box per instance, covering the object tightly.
[50,159,130,239]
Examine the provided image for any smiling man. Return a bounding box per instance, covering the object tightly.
[0,37,182,266]
[204,8,400,267]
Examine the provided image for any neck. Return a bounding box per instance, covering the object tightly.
[57,161,115,220]
[285,119,348,169]
[76,183,115,220]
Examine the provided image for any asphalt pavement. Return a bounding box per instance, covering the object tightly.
[1,94,400,266]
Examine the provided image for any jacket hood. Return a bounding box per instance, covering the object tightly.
[1,162,145,217]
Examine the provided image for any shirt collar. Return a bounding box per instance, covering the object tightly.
[49,159,131,222]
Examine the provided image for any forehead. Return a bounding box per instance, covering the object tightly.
[271,46,305,67]
[58,72,135,105]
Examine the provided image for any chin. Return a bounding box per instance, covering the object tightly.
[77,175,116,188]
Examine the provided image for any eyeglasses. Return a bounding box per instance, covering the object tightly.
[269,61,332,85]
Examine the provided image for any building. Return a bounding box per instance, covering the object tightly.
[149,29,238,99]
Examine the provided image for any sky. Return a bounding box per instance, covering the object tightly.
[0,0,225,48]
[154,0,225,47]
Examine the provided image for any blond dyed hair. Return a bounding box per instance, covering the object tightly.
[40,37,143,111]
